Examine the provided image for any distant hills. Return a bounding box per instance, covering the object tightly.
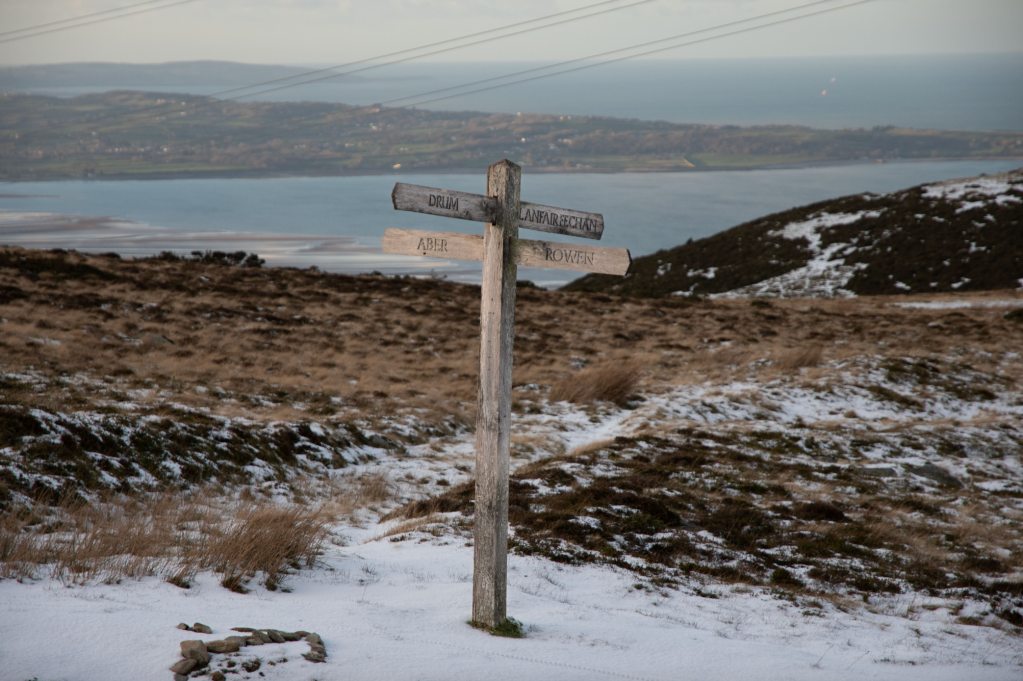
[0,61,351,87]
[564,170,1023,298]
[2,89,1021,180]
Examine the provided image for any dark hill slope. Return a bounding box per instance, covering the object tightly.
[565,170,1023,298]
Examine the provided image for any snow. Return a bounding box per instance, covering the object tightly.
[714,211,885,299]
[4,354,1023,679]
[2,531,1020,681]
[892,300,1023,309]
[711,170,1022,299]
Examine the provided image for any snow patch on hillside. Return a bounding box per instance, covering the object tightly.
[715,170,1023,299]
[713,211,879,299]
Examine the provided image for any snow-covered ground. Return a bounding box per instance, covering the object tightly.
[3,354,1022,680]
[2,524,1021,681]
[705,169,1023,299]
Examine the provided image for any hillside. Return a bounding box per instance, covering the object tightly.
[1,247,1022,677]
[1,90,1021,179]
[565,170,1023,298]
[0,61,317,88]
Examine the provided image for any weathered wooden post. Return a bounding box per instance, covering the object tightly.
[385,158,630,629]
[473,159,520,626]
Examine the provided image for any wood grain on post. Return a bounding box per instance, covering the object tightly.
[473,159,520,628]
[518,201,604,240]
[382,228,484,262]
[515,237,630,275]
[392,183,499,223]
[392,182,603,240]
[383,228,630,275]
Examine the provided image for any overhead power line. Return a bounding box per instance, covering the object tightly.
[16,0,652,140]
[0,0,199,45]
[206,0,874,148]
[0,0,182,38]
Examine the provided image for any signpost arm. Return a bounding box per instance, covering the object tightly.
[473,158,520,628]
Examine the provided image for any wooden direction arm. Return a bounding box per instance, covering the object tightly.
[382,228,630,276]
[392,183,499,223]
[392,182,604,240]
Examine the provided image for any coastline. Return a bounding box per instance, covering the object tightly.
[2,155,1021,183]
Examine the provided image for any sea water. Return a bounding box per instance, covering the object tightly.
[1,159,1020,287]
[10,55,1023,132]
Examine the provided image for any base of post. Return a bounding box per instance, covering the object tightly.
[468,617,525,639]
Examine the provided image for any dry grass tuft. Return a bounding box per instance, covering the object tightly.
[550,362,640,406]
[775,344,824,371]
[205,504,331,592]
[0,473,396,589]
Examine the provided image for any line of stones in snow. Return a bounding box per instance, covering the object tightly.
[171,623,327,680]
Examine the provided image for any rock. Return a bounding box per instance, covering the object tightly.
[192,622,213,634]
[255,630,272,643]
[206,639,240,654]
[211,672,226,681]
[309,644,327,657]
[245,636,264,646]
[241,658,261,673]
[147,333,174,345]
[176,623,192,631]
[859,466,898,478]
[231,627,258,632]
[173,675,189,681]
[295,630,310,637]
[266,629,285,643]
[180,640,210,667]
[224,635,249,648]
[169,659,197,675]
[906,463,961,487]
[302,652,326,663]
[305,632,323,646]
[280,631,302,641]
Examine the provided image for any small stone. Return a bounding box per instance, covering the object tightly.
[266,629,285,643]
[255,630,272,643]
[224,635,248,647]
[305,632,322,646]
[206,639,240,654]
[280,631,301,641]
[245,636,264,646]
[302,652,326,663]
[192,622,213,634]
[173,675,188,681]
[180,640,210,667]
[169,659,197,675]
[211,672,226,681]
[906,463,961,487]
[295,630,310,638]
[241,658,261,673]
[859,466,898,478]
[231,627,258,633]
[309,644,327,657]
[176,623,192,631]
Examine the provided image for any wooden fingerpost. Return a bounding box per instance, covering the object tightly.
[473,159,520,628]
[385,160,631,630]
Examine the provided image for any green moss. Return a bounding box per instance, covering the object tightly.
[469,617,525,638]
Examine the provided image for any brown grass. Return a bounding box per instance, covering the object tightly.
[775,344,825,371]
[1,247,1020,427]
[549,362,640,405]
[0,472,395,589]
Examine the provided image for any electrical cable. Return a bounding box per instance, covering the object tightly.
[0,0,183,38]
[203,0,874,148]
[13,0,650,140]
[0,0,199,45]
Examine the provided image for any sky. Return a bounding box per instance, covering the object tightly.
[0,0,1020,67]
